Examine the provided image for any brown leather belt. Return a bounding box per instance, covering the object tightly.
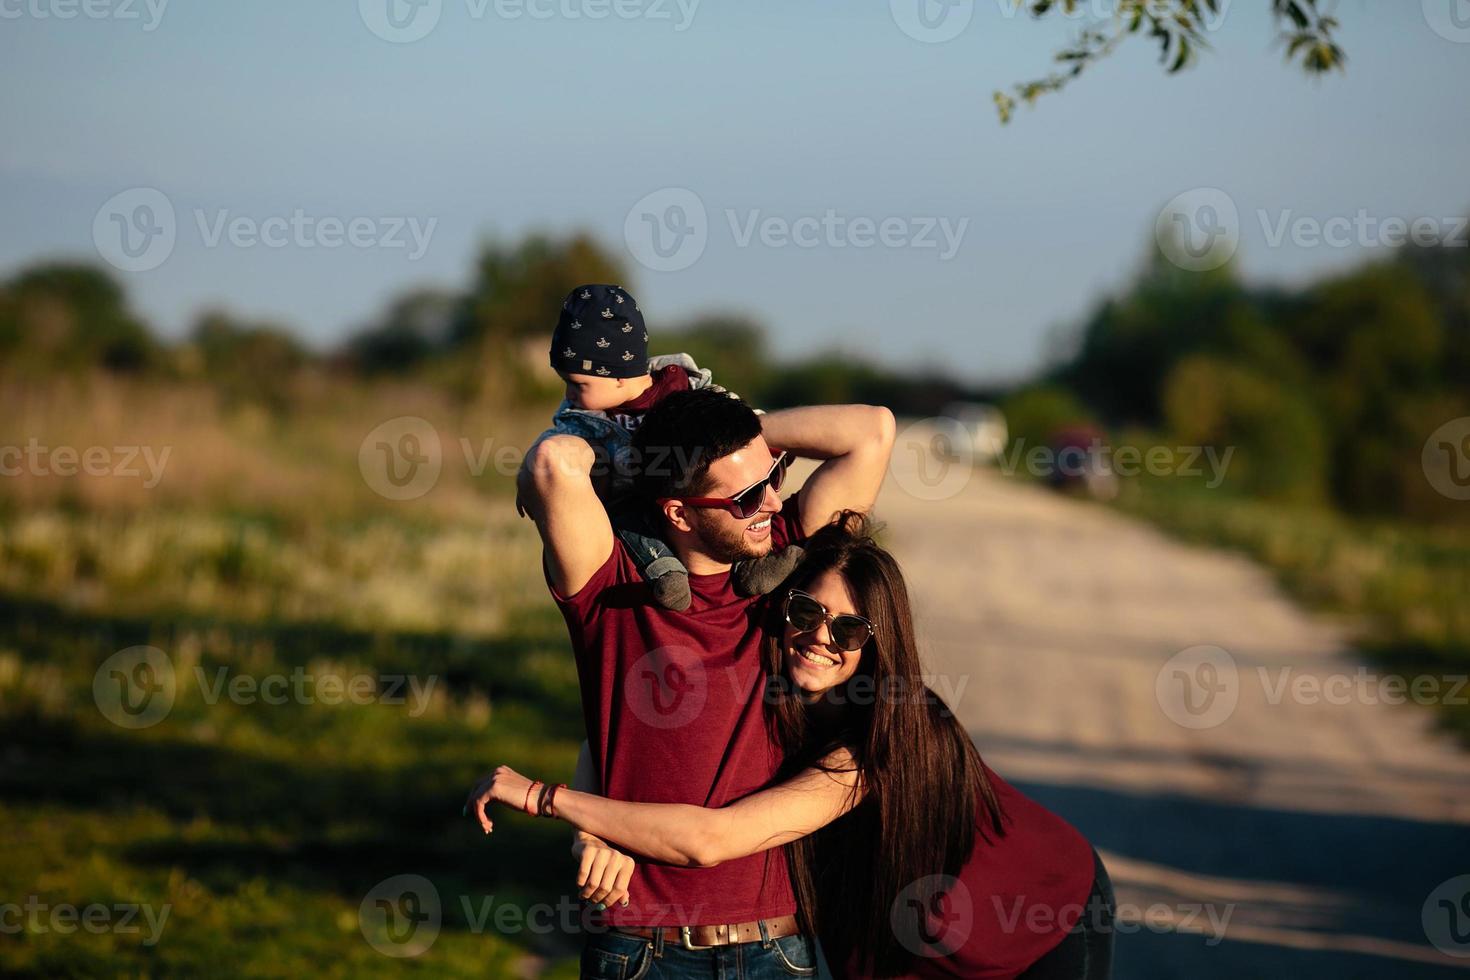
[610,915,800,951]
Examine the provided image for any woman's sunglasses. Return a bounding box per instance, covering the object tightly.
[784,589,875,652]
[661,451,790,520]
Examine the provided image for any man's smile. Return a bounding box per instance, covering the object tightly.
[746,515,772,538]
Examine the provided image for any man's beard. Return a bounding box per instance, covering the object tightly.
[690,510,772,565]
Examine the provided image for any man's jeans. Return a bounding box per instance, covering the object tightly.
[581,926,818,979]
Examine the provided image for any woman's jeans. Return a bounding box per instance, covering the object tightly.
[581,924,817,979]
[1019,849,1116,979]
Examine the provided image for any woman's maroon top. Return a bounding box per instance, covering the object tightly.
[847,767,1096,979]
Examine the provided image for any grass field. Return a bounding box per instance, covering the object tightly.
[0,374,593,978]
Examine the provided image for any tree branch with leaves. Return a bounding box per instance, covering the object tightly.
[995,0,1345,123]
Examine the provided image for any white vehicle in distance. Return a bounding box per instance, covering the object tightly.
[933,402,1008,465]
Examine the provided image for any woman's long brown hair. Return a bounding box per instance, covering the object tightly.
[764,511,1006,977]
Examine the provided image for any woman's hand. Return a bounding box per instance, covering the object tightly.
[464,765,535,833]
[571,831,634,909]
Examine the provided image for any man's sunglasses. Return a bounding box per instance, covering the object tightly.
[784,589,875,652]
[660,451,790,520]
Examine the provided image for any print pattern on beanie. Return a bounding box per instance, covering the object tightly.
[550,284,649,379]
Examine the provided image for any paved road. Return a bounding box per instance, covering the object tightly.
[860,437,1470,978]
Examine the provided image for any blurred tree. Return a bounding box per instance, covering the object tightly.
[188,310,307,412]
[1289,263,1446,515]
[1001,383,1096,452]
[1047,231,1469,522]
[1161,354,1327,502]
[1400,232,1470,388]
[760,352,882,409]
[450,233,628,401]
[755,350,985,416]
[346,287,459,375]
[1057,243,1256,424]
[657,314,771,402]
[1396,392,1470,523]
[0,262,155,372]
[997,0,1345,123]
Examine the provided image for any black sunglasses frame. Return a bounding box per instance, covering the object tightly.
[783,589,875,652]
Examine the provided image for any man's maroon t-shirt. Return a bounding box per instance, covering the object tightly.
[546,492,807,927]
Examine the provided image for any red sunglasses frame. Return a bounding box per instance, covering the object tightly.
[658,451,790,519]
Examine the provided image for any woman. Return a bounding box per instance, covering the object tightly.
[468,512,1114,979]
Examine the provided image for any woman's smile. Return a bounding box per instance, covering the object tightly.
[793,644,841,670]
[782,569,864,692]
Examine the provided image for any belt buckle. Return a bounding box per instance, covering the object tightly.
[679,925,715,951]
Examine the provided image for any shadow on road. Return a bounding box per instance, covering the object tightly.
[1010,773,1470,978]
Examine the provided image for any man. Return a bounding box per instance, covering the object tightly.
[515,385,894,976]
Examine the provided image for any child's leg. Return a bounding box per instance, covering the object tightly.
[614,522,684,582]
[731,543,807,597]
[611,508,691,611]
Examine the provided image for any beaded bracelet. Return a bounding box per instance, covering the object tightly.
[541,783,568,818]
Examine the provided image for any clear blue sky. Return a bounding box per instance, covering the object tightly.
[2,0,1467,383]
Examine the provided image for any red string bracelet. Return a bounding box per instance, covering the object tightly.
[522,780,542,816]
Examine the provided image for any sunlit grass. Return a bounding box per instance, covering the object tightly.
[0,376,592,977]
[0,510,546,637]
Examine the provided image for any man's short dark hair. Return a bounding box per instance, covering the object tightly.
[630,387,763,503]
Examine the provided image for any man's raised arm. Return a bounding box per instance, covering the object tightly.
[516,433,615,597]
[759,404,896,536]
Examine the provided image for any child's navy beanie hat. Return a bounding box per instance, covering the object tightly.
[550,284,649,379]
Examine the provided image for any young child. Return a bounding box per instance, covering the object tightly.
[534,283,802,611]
